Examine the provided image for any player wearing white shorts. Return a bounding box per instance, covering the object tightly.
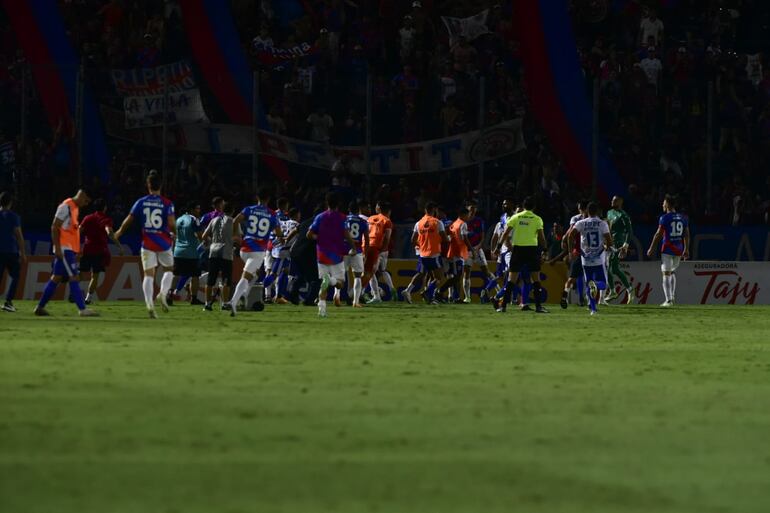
[115,170,177,318]
[647,195,690,307]
[339,200,369,307]
[228,189,284,316]
[265,202,299,304]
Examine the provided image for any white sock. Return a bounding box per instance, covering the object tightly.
[231,277,250,306]
[405,282,414,293]
[371,275,381,300]
[463,277,471,299]
[662,275,671,302]
[159,271,173,297]
[670,274,676,301]
[353,277,362,304]
[142,276,154,310]
[333,288,341,300]
[318,299,326,307]
[381,271,394,293]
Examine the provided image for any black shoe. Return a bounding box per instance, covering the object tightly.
[166,291,174,307]
[536,306,549,314]
[190,298,204,306]
[84,298,92,305]
[560,295,568,309]
[202,303,212,311]
[222,302,232,311]
[251,302,265,312]
[520,304,532,311]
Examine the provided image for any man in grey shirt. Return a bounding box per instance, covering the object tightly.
[201,202,236,311]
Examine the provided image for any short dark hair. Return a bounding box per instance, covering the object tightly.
[0,191,13,208]
[577,200,586,211]
[348,199,359,213]
[326,192,340,210]
[425,201,437,212]
[147,170,161,190]
[256,187,271,202]
[92,198,106,212]
[522,196,535,210]
[377,201,392,213]
[664,194,678,209]
[211,196,224,208]
[587,202,600,216]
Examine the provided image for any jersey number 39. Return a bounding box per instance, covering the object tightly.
[248,215,272,237]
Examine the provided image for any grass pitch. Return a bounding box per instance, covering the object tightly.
[1,301,770,513]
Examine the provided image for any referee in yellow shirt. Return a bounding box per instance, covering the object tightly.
[493,197,548,313]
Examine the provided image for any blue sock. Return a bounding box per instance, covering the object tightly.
[484,277,497,291]
[263,274,276,289]
[70,281,86,310]
[277,273,288,298]
[38,280,58,309]
[521,282,531,305]
[495,278,508,300]
[588,291,597,312]
[576,277,585,302]
[426,281,437,299]
[175,276,189,293]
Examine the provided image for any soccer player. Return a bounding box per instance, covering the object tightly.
[0,191,26,312]
[114,171,176,318]
[411,202,450,304]
[171,202,203,305]
[375,223,396,300]
[229,189,284,316]
[489,199,514,296]
[559,202,588,309]
[264,197,289,302]
[79,198,123,305]
[361,201,392,304]
[647,195,689,307]
[307,192,358,317]
[34,188,98,317]
[493,196,548,313]
[564,202,613,316]
[605,195,634,304]
[465,202,497,303]
[341,200,369,308]
[443,208,473,302]
[265,200,299,304]
[201,201,236,311]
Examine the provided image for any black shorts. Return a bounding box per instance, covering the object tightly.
[174,257,201,277]
[0,252,20,279]
[207,257,233,286]
[509,246,541,273]
[569,257,584,279]
[80,253,109,273]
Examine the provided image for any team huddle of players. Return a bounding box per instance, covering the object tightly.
[26,170,690,318]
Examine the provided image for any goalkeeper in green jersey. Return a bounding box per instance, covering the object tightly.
[605,196,634,304]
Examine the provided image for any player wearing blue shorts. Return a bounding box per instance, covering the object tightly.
[34,189,98,317]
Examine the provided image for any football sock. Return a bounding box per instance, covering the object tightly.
[37,280,57,309]
[69,281,86,310]
[670,273,676,301]
[484,277,497,291]
[533,281,543,308]
[463,277,471,300]
[521,281,531,305]
[662,275,671,302]
[277,273,288,298]
[353,277,362,304]
[263,274,276,289]
[501,282,512,307]
[7,274,19,302]
[142,276,154,310]
[426,281,437,299]
[371,275,381,300]
[159,272,174,298]
[576,277,585,302]
[231,278,250,307]
[380,271,394,295]
[333,288,341,300]
[175,276,189,293]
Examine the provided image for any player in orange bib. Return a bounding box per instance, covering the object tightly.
[443,207,473,302]
[410,202,450,304]
[361,202,392,304]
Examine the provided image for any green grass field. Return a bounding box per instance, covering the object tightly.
[2,301,770,513]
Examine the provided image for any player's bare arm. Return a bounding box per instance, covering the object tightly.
[381,228,392,253]
[647,227,664,258]
[114,214,134,239]
[51,217,64,259]
[494,226,512,254]
[307,227,317,241]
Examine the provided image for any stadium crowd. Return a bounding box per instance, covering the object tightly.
[1,0,769,238]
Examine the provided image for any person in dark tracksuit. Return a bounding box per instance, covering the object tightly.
[0,191,26,312]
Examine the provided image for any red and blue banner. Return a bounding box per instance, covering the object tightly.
[179,0,289,180]
[514,0,625,200]
[2,0,109,180]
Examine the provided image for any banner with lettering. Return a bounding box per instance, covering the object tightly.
[441,9,491,45]
[255,41,318,69]
[4,258,767,305]
[111,60,209,128]
[100,107,526,174]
